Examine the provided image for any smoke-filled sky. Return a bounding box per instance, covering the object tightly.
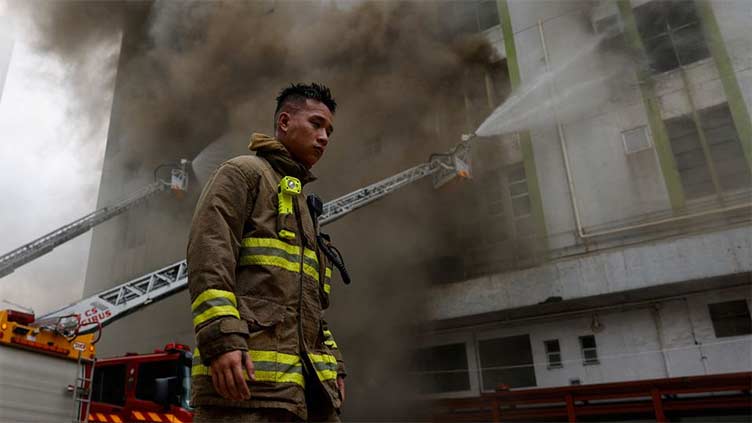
[0,6,118,314]
[0,2,508,419]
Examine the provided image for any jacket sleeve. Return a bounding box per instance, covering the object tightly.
[187,161,258,363]
[322,321,347,378]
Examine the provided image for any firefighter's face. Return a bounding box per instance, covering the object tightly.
[277,99,334,169]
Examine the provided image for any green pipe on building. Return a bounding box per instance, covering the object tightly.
[617,0,686,210]
[695,0,752,172]
[496,0,548,243]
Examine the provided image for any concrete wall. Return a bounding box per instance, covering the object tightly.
[422,285,752,396]
[429,225,751,321]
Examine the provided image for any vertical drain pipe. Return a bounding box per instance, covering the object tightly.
[537,20,586,239]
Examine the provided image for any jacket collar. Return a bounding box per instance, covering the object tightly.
[248,133,316,185]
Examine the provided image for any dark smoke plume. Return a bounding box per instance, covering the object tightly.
[19,1,501,419]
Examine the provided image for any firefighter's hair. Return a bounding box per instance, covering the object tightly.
[275,82,337,117]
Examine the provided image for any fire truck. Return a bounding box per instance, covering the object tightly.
[87,342,193,423]
[0,137,473,422]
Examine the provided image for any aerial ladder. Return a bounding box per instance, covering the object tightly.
[0,160,191,278]
[32,134,475,334]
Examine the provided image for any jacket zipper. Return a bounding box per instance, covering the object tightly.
[293,198,308,374]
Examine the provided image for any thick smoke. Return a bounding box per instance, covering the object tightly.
[19,1,500,419]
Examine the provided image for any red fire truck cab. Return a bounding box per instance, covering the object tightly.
[86,343,194,423]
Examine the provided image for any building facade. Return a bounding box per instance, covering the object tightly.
[416,0,752,401]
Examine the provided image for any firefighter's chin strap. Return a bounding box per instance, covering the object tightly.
[307,194,351,285]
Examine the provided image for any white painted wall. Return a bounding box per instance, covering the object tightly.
[493,0,751,251]
[429,225,751,321]
[424,286,752,396]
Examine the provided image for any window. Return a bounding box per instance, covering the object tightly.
[91,364,126,406]
[478,335,536,390]
[507,163,534,238]
[622,126,652,154]
[665,103,751,200]
[438,0,500,38]
[708,300,752,338]
[136,360,182,406]
[412,343,470,394]
[633,0,710,74]
[579,335,599,365]
[544,339,563,369]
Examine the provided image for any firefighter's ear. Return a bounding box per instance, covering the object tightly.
[277,112,291,133]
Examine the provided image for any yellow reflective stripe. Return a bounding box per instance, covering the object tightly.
[316,368,338,381]
[132,411,146,421]
[255,370,305,386]
[242,237,301,255]
[248,350,301,366]
[325,267,332,278]
[110,415,123,423]
[192,305,239,328]
[192,363,305,387]
[191,289,237,310]
[323,329,338,348]
[193,349,305,387]
[302,263,320,281]
[240,254,322,281]
[147,412,162,422]
[323,283,331,295]
[240,255,300,273]
[309,352,337,364]
[194,349,301,367]
[303,247,318,261]
[308,352,338,381]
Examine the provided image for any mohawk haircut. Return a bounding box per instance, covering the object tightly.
[275,82,337,117]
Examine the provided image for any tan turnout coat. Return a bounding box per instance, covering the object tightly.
[187,134,345,420]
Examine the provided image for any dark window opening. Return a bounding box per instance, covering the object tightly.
[665,103,750,200]
[92,364,126,406]
[544,339,563,369]
[633,0,710,74]
[136,360,182,406]
[438,0,500,39]
[412,343,470,394]
[709,300,752,338]
[478,334,537,390]
[579,335,599,365]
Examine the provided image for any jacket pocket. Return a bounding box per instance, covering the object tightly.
[236,296,286,331]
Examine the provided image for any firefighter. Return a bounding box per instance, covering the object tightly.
[187,83,345,422]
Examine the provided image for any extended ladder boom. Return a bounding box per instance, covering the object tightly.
[320,163,436,225]
[35,137,474,334]
[0,160,190,278]
[0,182,166,278]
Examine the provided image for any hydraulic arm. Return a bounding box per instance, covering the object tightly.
[34,136,475,334]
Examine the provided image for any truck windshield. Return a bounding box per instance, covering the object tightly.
[136,360,181,406]
[135,356,193,410]
[92,363,126,406]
